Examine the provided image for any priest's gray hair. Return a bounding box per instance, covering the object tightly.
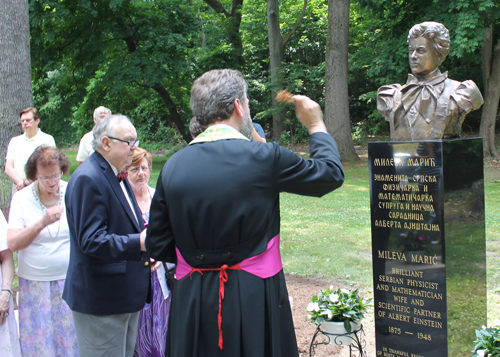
[190,69,248,127]
[408,22,450,66]
[92,114,132,151]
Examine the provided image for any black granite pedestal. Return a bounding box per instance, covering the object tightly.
[369,138,486,357]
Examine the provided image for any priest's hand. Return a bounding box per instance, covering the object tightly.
[293,95,327,134]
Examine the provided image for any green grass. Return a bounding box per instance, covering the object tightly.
[485,180,500,323]
[281,158,500,328]
[280,161,372,290]
[59,149,500,327]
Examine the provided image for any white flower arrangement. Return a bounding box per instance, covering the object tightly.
[472,319,500,357]
[307,286,372,332]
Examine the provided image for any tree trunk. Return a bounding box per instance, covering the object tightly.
[0,0,33,214]
[324,0,359,161]
[267,0,286,142]
[152,85,192,143]
[203,0,244,68]
[479,26,500,158]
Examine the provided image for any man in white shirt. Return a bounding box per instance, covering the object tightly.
[4,107,56,192]
[76,106,111,165]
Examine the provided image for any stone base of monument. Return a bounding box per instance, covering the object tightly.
[369,138,486,357]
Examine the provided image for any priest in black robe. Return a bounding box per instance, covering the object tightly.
[146,69,345,357]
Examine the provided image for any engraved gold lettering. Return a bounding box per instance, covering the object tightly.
[406,279,439,289]
[374,158,395,166]
[378,301,411,313]
[383,184,419,192]
[411,299,425,306]
[391,268,424,278]
[379,275,404,284]
[412,175,437,183]
[412,317,443,329]
[389,348,410,357]
[374,174,408,181]
[378,202,406,210]
[376,284,389,291]
[403,222,440,232]
[378,250,407,261]
[377,193,434,202]
[410,203,434,212]
[410,254,439,265]
[391,286,443,300]
[413,308,442,319]
[388,212,424,221]
[388,313,411,323]
[375,220,402,228]
[393,295,407,303]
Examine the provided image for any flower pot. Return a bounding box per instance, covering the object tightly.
[320,321,360,346]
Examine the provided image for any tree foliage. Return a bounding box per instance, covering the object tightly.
[28,0,498,155]
[30,0,200,143]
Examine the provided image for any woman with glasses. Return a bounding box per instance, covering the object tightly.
[125,148,173,357]
[7,145,78,357]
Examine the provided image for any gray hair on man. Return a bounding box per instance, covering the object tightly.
[408,22,450,66]
[93,106,112,121]
[190,69,248,128]
[92,114,132,151]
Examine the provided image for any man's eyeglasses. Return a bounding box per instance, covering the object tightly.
[38,173,62,183]
[108,136,140,147]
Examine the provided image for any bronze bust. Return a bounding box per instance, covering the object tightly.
[377,22,484,141]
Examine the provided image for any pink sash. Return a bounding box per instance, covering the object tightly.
[174,234,283,350]
[175,234,282,280]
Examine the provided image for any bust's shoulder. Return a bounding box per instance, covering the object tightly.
[448,79,484,111]
[377,83,403,117]
[377,83,402,97]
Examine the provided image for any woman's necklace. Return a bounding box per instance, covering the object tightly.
[33,181,62,239]
[137,186,152,204]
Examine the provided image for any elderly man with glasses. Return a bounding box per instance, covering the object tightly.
[63,114,152,357]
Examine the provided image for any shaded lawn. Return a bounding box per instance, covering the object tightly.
[61,149,500,325]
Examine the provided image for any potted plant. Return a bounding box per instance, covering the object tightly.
[307,286,372,345]
[472,320,500,357]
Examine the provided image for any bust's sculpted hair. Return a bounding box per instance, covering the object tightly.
[408,21,450,66]
[190,69,248,127]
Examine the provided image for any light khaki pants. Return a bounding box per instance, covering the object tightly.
[72,310,140,357]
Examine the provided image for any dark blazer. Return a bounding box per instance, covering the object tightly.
[63,151,150,315]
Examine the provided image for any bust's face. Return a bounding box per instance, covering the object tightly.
[408,36,439,77]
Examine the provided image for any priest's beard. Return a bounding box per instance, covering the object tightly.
[240,111,253,140]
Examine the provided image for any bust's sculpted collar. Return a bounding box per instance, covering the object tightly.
[406,70,448,86]
[401,71,449,117]
[412,68,442,82]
